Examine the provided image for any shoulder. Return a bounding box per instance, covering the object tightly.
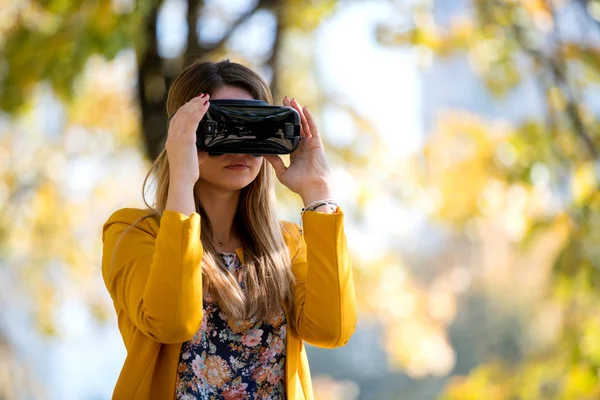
[102,207,159,241]
[280,220,301,238]
[280,220,303,254]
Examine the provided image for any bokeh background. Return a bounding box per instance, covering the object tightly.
[3,0,600,399]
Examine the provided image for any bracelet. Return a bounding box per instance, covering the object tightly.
[300,199,338,234]
[301,199,337,215]
[302,198,337,211]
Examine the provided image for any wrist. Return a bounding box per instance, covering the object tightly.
[169,173,198,189]
[165,181,197,217]
[300,186,334,206]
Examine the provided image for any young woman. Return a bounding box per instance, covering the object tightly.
[101,59,356,400]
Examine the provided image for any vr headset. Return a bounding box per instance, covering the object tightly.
[196,99,302,155]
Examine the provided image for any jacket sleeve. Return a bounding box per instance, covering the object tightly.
[101,209,204,344]
[288,206,357,348]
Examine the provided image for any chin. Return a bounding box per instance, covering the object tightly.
[204,177,255,191]
[224,181,254,191]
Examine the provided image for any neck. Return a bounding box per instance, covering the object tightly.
[194,180,242,246]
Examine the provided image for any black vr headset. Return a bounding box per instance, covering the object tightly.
[196,99,302,156]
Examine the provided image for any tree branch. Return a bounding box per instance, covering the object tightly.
[545,0,598,159]
[502,0,598,159]
[185,0,275,62]
[266,2,283,99]
[187,0,202,57]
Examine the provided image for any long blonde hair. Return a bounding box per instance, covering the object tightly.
[135,60,296,331]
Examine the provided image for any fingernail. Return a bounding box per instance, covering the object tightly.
[204,100,209,105]
[199,93,206,97]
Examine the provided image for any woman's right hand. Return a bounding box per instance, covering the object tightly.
[166,93,211,186]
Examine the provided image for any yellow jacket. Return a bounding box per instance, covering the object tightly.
[101,206,357,399]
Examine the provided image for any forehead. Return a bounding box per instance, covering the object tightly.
[211,85,254,100]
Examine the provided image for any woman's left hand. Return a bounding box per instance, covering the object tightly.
[264,97,334,204]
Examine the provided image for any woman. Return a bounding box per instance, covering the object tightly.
[101,59,356,400]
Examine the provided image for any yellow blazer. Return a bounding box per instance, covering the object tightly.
[101,206,357,399]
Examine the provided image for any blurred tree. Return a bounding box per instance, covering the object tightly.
[1,1,460,398]
[0,0,343,332]
[378,0,600,398]
[2,2,515,399]
[1,0,396,397]
[138,0,287,160]
[0,0,348,160]
[0,0,281,160]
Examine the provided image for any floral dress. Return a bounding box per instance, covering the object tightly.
[175,252,287,400]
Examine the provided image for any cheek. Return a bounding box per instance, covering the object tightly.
[252,158,265,174]
[198,157,219,179]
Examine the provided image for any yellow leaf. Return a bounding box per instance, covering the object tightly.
[572,162,596,206]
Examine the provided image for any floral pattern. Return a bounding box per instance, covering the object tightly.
[175,252,287,400]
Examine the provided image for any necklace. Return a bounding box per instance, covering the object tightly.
[215,236,231,248]
[215,230,235,249]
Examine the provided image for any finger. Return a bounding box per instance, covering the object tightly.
[185,113,210,145]
[175,98,208,145]
[291,98,311,138]
[303,106,321,140]
[263,154,287,179]
[167,94,209,147]
[177,94,209,121]
[193,98,210,115]
[191,93,209,103]
[284,96,304,138]
[186,97,210,126]
[182,93,208,108]
[283,96,306,138]
[185,94,209,114]
[191,94,210,108]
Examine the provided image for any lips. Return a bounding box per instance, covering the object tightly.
[225,164,248,167]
